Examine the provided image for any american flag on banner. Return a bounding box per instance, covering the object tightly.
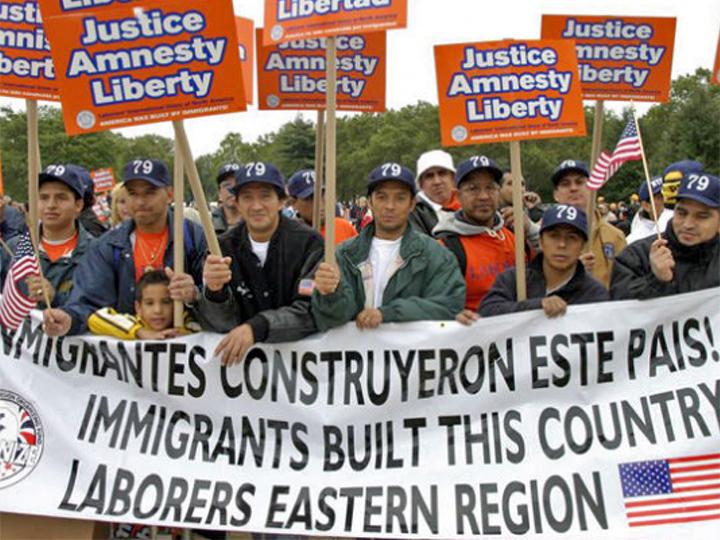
[619,453,720,527]
[0,234,40,330]
[588,118,644,190]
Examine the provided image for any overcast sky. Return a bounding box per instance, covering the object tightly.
[2,0,718,157]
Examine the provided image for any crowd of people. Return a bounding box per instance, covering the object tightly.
[0,151,718,539]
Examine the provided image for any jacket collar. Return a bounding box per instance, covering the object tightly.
[530,253,586,295]
[343,221,422,266]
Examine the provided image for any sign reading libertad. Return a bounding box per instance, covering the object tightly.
[263,0,407,45]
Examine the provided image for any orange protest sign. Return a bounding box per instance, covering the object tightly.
[38,0,142,18]
[0,0,60,100]
[39,0,247,135]
[257,30,385,111]
[713,32,720,87]
[236,16,254,104]
[542,15,676,102]
[262,0,406,45]
[434,39,586,146]
[90,167,115,192]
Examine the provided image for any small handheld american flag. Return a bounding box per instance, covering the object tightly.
[588,117,644,190]
[619,452,720,528]
[0,234,40,330]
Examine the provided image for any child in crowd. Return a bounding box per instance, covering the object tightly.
[89,270,198,339]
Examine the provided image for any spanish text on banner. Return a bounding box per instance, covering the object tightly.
[38,0,247,135]
[434,39,587,146]
[0,289,718,537]
[262,0,406,45]
[541,15,676,102]
[257,29,386,112]
[0,0,60,100]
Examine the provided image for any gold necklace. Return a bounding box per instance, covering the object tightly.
[135,229,168,274]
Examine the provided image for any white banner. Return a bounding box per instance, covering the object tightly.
[0,289,719,538]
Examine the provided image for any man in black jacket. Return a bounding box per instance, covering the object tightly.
[611,172,719,300]
[480,205,608,317]
[197,162,324,365]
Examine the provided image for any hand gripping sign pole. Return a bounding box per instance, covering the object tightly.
[586,100,605,250]
[173,139,185,328]
[631,105,662,241]
[323,37,338,263]
[313,109,326,231]
[173,120,221,257]
[509,141,527,301]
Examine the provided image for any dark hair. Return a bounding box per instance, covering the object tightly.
[135,270,170,301]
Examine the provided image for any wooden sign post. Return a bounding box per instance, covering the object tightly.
[26,99,40,229]
[173,139,185,327]
[312,110,326,231]
[586,99,605,248]
[509,142,527,300]
[173,121,221,256]
[323,38,338,262]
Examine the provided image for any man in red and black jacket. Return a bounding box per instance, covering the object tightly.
[434,155,520,322]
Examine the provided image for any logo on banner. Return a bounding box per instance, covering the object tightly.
[0,390,44,489]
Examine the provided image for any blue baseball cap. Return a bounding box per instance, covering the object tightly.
[216,162,242,183]
[287,169,316,199]
[551,159,590,186]
[232,162,286,196]
[122,159,170,187]
[39,164,85,199]
[540,204,589,240]
[455,155,503,186]
[367,162,416,196]
[638,176,664,202]
[677,172,720,208]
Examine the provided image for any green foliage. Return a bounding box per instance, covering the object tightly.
[1,69,717,205]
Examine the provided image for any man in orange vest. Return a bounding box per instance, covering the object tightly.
[434,155,518,323]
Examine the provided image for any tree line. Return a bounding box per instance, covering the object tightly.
[1,69,717,204]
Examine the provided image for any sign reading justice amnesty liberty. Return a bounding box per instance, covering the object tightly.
[38,0,247,134]
[0,0,59,100]
[542,15,676,102]
[434,39,586,146]
[257,30,386,111]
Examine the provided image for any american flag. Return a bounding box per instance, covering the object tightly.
[0,234,40,330]
[588,118,644,190]
[619,452,720,527]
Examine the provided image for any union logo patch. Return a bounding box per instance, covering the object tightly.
[0,390,44,489]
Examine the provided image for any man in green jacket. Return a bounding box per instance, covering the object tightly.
[311,162,466,330]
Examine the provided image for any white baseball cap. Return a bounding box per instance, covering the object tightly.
[416,149,456,182]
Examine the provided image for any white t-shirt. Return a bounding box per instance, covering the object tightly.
[369,237,402,308]
[250,238,270,266]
